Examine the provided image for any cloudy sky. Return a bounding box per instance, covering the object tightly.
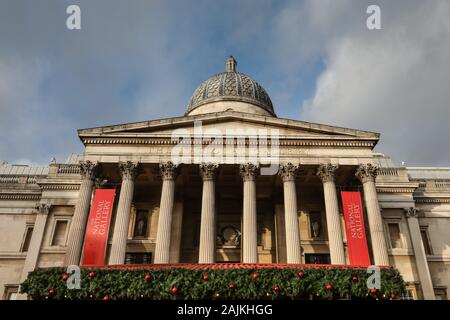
[0,0,449,166]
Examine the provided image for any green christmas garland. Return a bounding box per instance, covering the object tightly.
[20,266,406,300]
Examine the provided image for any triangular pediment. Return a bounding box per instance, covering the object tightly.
[78,111,379,144]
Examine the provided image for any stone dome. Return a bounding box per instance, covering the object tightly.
[186,57,276,117]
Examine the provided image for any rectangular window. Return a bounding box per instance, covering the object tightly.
[51,220,68,246]
[387,223,403,249]
[21,226,34,252]
[305,253,331,264]
[420,229,432,255]
[125,252,152,264]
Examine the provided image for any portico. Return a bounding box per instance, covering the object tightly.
[64,158,389,266]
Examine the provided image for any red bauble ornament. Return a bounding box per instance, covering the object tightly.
[251,273,258,279]
[62,274,69,281]
[48,288,56,297]
[203,275,209,281]
[144,274,151,282]
[103,295,110,300]
[171,287,178,294]
[229,283,235,289]
[325,284,333,290]
[89,271,95,279]
[274,286,280,293]
[370,288,378,294]
[352,276,358,282]
[390,293,397,300]
[297,271,305,278]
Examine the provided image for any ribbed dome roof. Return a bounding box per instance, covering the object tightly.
[186,57,275,116]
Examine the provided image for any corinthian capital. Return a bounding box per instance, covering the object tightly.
[36,203,51,215]
[199,163,219,181]
[239,163,259,181]
[79,161,99,181]
[119,161,140,181]
[159,161,179,181]
[355,164,379,183]
[404,207,419,218]
[317,163,338,183]
[278,163,298,182]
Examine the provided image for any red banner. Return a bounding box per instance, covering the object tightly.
[82,189,115,266]
[341,191,371,265]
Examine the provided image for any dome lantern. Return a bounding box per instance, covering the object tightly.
[225,56,237,72]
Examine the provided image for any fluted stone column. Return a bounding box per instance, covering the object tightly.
[109,161,140,265]
[154,162,178,264]
[198,163,219,263]
[239,163,259,263]
[17,203,52,300]
[278,163,302,264]
[356,164,389,265]
[404,208,435,300]
[317,164,346,265]
[65,161,98,266]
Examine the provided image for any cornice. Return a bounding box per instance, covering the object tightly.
[0,193,41,201]
[414,197,450,204]
[40,184,80,191]
[80,137,376,148]
[0,252,27,260]
[375,182,419,193]
[376,187,417,193]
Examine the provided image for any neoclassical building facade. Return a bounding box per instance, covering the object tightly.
[1,57,449,300]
